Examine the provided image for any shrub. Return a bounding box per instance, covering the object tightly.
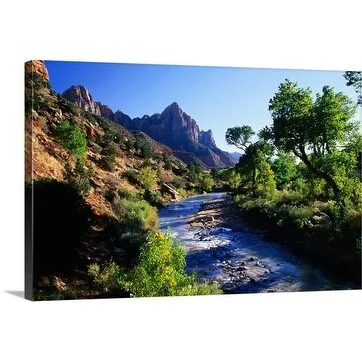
[88,260,120,294]
[199,174,215,193]
[55,120,87,160]
[139,143,154,159]
[125,232,222,297]
[123,169,139,185]
[90,232,223,298]
[163,155,173,170]
[138,166,159,190]
[171,177,186,190]
[99,154,116,171]
[119,199,159,232]
[143,189,164,207]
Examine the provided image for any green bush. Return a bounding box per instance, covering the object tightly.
[171,177,186,190]
[55,120,87,160]
[120,198,159,232]
[138,166,159,190]
[123,169,139,185]
[88,232,222,298]
[163,155,173,170]
[143,189,164,207]
[99,154,116,171]
[88,260,120,294]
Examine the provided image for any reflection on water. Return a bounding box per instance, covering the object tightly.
[158,193,359,293]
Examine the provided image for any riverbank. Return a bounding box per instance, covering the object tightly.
[188,193,361,286]
[188,193,254,233]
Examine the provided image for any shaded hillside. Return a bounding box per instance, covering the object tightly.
[62,86,236,168]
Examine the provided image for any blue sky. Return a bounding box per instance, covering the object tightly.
[44,60,359,152]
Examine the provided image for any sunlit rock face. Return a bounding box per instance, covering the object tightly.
[62,85,236,168]
[62,86,101,115]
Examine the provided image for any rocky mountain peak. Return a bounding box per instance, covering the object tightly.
[62,85,101,115]
[199,129,217,149]
[25,60,49,81]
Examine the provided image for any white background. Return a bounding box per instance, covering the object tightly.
[0,1,361,361]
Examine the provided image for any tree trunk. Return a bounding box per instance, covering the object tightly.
[299,148,341,197]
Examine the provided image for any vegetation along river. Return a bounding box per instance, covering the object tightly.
[158,192,359,294]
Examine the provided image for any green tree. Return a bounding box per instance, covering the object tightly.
[272,152,297,189]
[55,120,87,161]
[344,71,362,105]
[199,174,215,193]
[268,80,358,202]
[225,125,255,151]
[138,166,159,190]
[255,150,277,199]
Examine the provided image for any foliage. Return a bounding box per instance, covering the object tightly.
[139,142,154,159]
[198,174,215,193]
[138,166,159,190]
[163,154,173,170]
[88,260,120,294]
[271,152,297,189]
[143,188,164,207]
[88,233,222,298]
[225,125,255,151]
[344,71,362,105]
[210,167,219,179]
[123,169,139,185]
[187,163,203,182]
[254,151,277,199]
[268,80,359,203]
[55,120,87,161]
[119,198,159,232]
[171,177,186,190]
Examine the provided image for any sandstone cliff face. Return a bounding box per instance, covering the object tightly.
[96,102,114,120]
[62,86,236,168]
[25,60,49,81]
[199,129,217,148]
[62,86,101,115]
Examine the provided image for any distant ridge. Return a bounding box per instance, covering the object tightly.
[62,86,236,168]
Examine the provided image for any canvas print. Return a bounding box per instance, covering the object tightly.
[25,60,361,301]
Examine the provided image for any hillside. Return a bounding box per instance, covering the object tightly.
[25,60,221,300]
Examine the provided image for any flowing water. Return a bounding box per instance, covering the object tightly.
[158,192,359,294]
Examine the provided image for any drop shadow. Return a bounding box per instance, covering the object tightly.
[5,290,24,298]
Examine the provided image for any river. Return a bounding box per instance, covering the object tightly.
[158,192,359,294]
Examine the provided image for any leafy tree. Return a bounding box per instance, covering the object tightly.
[255,151,277,199]
[268,80,358,202]
[344,71,362,105]
[223,169,241,191]
[187,163,203,183]
[199,174,215,193]
[55,120,87,161]
[272,152,297,189]
[225,125,255,151]
[210,167,219,179]
[138,166,159,190]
